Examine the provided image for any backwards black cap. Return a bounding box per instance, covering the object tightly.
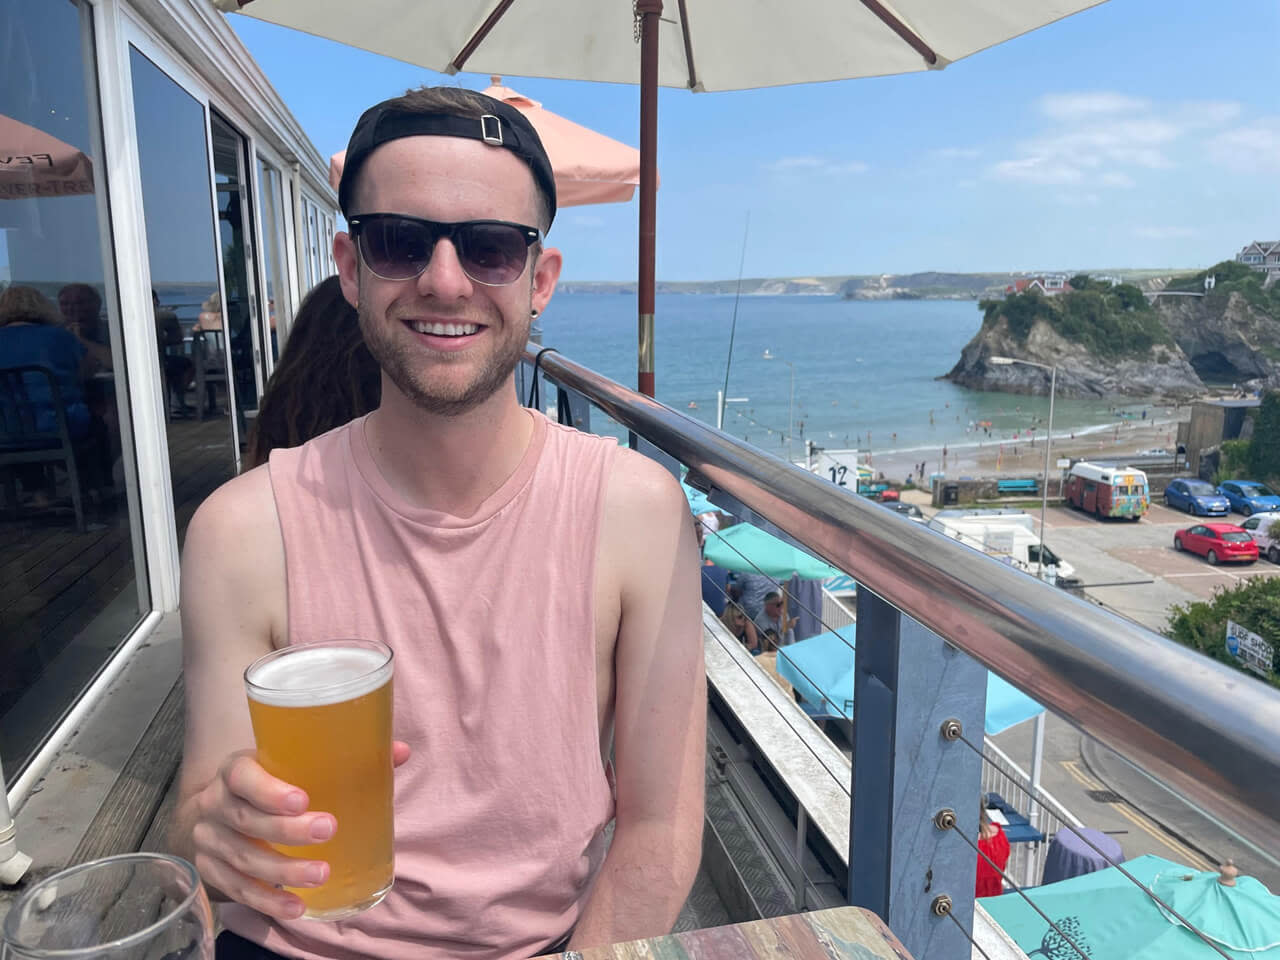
[338,93,557,227]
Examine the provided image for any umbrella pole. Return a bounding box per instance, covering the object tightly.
[637,0,662,397]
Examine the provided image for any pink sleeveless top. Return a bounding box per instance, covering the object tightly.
[221,410,618,959]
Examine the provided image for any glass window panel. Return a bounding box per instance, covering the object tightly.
[256,157,287,364]
[128,47,235,535]
[209,110,261,436]
[0,0,146,774]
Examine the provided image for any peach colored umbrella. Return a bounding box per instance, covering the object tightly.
[0,114,93,200]
[327,77,649,208]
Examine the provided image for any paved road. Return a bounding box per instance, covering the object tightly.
[903,491,1280,890]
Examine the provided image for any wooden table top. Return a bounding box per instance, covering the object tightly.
[536,906,915,960]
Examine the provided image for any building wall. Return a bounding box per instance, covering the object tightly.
[2,0,338,789]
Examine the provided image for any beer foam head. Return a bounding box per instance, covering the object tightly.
[246,643,392,707]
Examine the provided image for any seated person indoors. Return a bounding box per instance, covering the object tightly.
[171,86,705,960]
[153,289,195,416]
[0,285,114,502]
[0,286,94,438]
[57,282,113,372]
[753,590,797,647]
[719,601,761,655]
[243,275,380,469]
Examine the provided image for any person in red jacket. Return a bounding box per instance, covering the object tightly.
[976,802,1011,898]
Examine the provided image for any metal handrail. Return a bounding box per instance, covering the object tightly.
[526,343,1280,856]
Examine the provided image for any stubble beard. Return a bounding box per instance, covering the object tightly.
[357,301,526,417]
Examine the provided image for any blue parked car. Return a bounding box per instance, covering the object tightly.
[1163,478,1230,516]
[1218,480,1280,516]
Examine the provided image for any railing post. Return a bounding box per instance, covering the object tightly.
[849,590,986,958]
[556,382,591,433]
[0,757,32,884]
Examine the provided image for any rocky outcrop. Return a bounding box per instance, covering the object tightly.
[944,316,1204,398]
[1154,291,1280,384]
[947,287,1280,398]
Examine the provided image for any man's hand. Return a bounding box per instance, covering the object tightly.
[188,742,411,919]
[785,616,798,632]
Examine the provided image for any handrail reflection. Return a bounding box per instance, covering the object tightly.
[524,343,1280,857]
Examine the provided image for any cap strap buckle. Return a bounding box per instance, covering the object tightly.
[480,114,503,145]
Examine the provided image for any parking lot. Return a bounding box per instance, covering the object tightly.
[1036,501,1280,629]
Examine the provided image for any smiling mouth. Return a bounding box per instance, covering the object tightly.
[405,320,483,337]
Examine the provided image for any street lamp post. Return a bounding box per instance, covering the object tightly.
[990,356,1058,581]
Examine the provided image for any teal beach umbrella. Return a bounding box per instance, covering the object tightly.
[983,854,1280,959]
[775,626,1044,733]
[681,480,716,517]
[701,522,842,581]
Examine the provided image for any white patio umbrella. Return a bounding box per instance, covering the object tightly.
[213,0,1107,394]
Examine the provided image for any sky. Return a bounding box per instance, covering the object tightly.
[229,0,1280,283]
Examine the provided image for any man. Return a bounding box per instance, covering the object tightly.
[171,86,704,960]
[753,591,797,647]
[734,569,778,621]
[153,289,194,416]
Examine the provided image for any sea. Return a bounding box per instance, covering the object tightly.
[538,294,1168,460]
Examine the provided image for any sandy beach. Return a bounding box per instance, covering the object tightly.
[867,409,1187,485]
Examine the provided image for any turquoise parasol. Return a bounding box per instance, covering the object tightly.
[701,522,842,581]
[983,854,1280,959]
[775,626,1044,734]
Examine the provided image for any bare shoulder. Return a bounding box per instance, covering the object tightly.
[181,463,285,664]
[603,447,687,521]
[600,448,698,607]
[183,465,283,604]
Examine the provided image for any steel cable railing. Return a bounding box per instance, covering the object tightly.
[949,730,1235,959]
[523,342,1280,858]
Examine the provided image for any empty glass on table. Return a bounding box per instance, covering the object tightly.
[1,852,213,959]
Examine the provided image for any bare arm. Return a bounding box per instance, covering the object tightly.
[569,453,706,949]
[168,468,334,919]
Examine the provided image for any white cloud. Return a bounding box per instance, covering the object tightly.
[989,91,1247,188]
[766,156,824,171]
[1208,116,1280,173]
[935,147,982,160]
[1099,172,1135,188]
[765,155,868,175]
[991,156,1084,184]
[570,214,605,228]
[1039,92,1150,120]
[1133,226,1195,240]
[1055,192,1101,206]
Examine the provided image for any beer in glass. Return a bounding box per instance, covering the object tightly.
[244,639,394,920]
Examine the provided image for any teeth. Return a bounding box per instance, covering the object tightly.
[411,321,480,336]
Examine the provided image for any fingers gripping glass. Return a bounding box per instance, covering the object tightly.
[349,214,540,286]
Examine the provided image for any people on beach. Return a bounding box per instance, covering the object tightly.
[174,85,704,959]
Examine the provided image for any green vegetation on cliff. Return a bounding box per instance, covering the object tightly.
[1165,260,1280,316]
[978,276,1171,358]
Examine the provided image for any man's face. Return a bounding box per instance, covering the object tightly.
[334,135,561,417]
[765,596,783,618]
[59,286,100,329]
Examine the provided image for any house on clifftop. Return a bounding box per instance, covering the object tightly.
[1236,241,1280,278]
[1003,273,1072,297]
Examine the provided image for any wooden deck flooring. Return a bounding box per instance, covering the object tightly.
[1,415,235,772]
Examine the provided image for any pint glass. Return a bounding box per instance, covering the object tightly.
[244,639,394,920]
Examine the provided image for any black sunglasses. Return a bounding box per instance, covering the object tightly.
[348,213,541,287]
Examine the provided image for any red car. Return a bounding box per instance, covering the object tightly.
[1174,523,1258,565]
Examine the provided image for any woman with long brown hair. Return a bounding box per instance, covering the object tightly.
[244,276,380,469]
